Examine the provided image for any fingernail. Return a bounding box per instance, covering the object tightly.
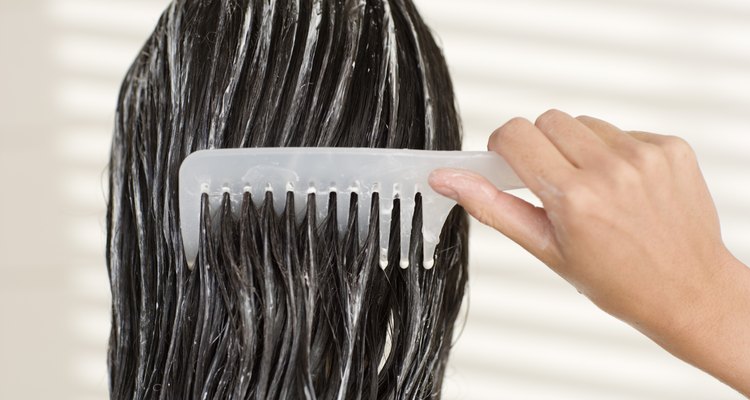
[433,183,459,201]
[487,130,499,151]
[428,169,465,201]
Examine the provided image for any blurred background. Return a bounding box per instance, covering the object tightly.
[1,0,748,398]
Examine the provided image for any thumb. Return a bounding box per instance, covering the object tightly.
[428,168,559,263]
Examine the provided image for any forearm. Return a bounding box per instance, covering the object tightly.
[645,254,750,397]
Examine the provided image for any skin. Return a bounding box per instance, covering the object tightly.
[428,109,750,397]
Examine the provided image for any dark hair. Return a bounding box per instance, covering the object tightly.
[107,0,468,398]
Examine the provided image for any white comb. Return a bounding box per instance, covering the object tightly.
[178,148,523,270]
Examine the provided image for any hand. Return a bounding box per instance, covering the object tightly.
[429,110,750,396]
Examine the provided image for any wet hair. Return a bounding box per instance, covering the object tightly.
[106,0,468,399]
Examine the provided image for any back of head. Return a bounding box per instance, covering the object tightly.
[108,0,467,398]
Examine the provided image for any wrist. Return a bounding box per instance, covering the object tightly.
[665,248,738,337]
[647,249,750,396]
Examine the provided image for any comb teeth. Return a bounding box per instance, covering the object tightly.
[179,148,523,269]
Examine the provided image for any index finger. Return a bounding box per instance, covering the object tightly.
[488,117,576,199]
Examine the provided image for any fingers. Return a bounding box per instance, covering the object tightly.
[575,115,637,148]
[534,110,612,168]
[576,115,697,167]
[628,130,688,150]
[429,168,560,264]
[487,117,576,200]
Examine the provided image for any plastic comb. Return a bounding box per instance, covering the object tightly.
[178,148,523,270]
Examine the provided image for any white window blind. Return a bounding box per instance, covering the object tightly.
[1,0,745,398]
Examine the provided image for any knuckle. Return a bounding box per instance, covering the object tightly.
[661,135,695,160]
[490,117,533,148]
[630,143,666,170]
[535,109,566,130]
[504,116,535,132]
